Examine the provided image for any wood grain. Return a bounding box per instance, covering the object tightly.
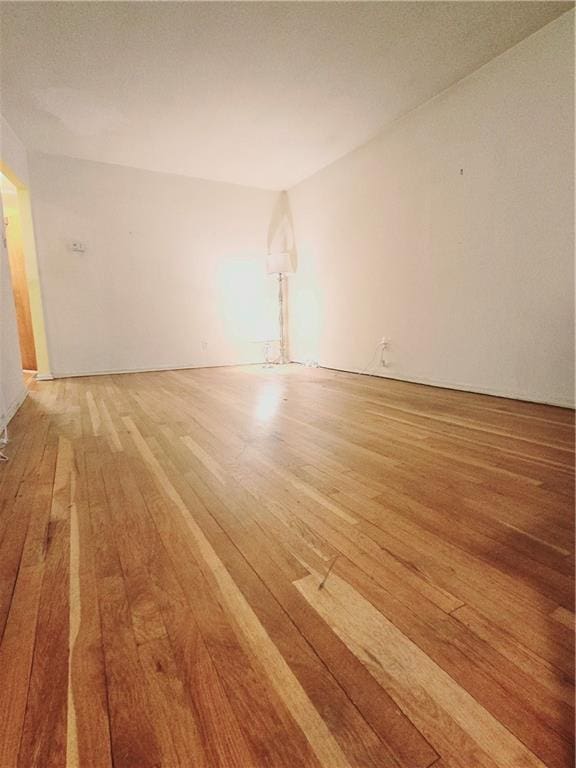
[0,364,573,767]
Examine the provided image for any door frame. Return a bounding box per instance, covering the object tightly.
[0,160,51,379]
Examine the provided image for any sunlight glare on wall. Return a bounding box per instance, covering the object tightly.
[217,256,277,350]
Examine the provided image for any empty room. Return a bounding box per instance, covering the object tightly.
[0,2,574,767]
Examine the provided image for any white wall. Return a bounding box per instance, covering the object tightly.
[30,154,280,377]
[288,12,575,407]
[0,115,27,429]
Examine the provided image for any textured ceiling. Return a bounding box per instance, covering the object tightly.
[0,2,572,190]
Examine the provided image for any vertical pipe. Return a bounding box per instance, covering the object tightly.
[278,272,285,364]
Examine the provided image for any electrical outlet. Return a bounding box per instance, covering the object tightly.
[380,344,391,367]
[201,340,208,352]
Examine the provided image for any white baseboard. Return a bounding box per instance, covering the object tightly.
[0,387,28,432]
[49,360,264,379]
[35,372,54,381]
[23,358,576,409]
[299,361,574,409]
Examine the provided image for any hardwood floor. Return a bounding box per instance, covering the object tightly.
[0,364,573,768]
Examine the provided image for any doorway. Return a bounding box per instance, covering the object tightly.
[0,168,50,383]
[1,172,36,375]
